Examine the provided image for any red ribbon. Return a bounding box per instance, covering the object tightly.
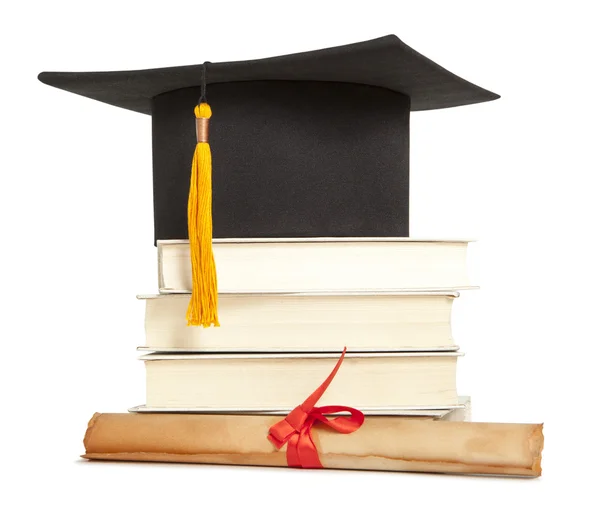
[267,347,365,468]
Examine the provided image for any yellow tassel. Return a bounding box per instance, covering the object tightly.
[186,102,219,327]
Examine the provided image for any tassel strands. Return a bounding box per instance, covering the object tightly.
[186,101,219,327]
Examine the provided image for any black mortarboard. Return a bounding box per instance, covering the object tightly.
[38,34,498,326]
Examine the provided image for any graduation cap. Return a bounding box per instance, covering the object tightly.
[38,34,499,327]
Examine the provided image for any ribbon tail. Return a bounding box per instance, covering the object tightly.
[300,347,347,412]
[296,426,323,468]
[286,433,302,468]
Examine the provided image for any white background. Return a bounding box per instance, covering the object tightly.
[1,0,598,513]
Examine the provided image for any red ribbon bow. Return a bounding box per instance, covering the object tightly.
[267,347,365,468]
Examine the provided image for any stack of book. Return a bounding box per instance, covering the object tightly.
[40,34,544,476]
[131,237,475,421]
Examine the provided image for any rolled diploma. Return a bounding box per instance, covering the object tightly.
[83,413,543,477]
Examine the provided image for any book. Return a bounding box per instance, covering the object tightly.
[129,396,472,419]
[141,352,461,410]
[83,412,543,477]
[138,291,459,352]
[158,238,475,293]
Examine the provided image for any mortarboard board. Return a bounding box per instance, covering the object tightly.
[38,34,499,327]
